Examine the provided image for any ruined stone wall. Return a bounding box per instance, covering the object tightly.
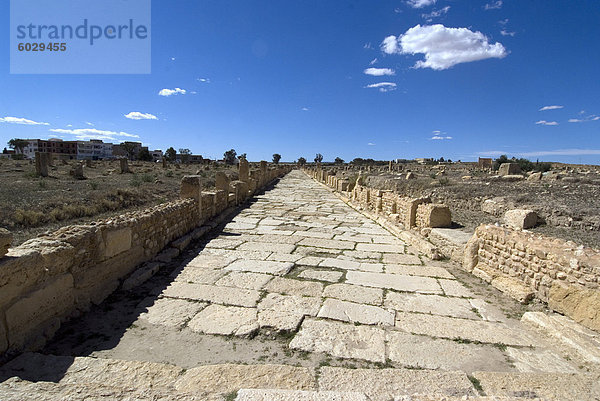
[464,224,600,331]
[0,164,292,357]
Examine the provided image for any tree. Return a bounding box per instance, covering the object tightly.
[179,148,191,164]
[137,148,153,161]
[224,149,237,165]
[492,155,509,171]
[272,153,281,164]
[297,157,307,166]
[7,138,29,155]
[334,157,344,165]
[120,142,138,160]
[314,153,323,164]
[165,147,177,162]
[238,153,247,160]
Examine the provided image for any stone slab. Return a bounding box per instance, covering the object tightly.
[265,277,324,297]
[318,367,476,401]
[162,282,261,307]
[237,242,297,254]
[226,260,294,275]
[235,389,368,401]
[317,298,394,326]
[385,264,454,279]
[175,364,317,393]
[505,347,577,373]
[174,267,226,285]
[298,269,343,283]
[346,271,442,294]
[187,304,258,337]
[322,283,383,306]
[289,318,386,363]
[472,371,600,401]
[394,312,535,347]
[186,254,236,269]
[386,331,508,371]
[258,293,321,331]
[138,297,206,328]
[215,272,273,290]
[319,258,361,270]
[297,238,356,250]
[385,292,479,320]
[381,253,421,265]
[355,243,403,253]
[438,279,474,298]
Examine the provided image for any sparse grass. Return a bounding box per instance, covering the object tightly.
[468,375,484,395]
[224,390,238,401]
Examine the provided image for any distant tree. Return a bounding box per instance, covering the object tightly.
[534,160,552,173]
[7,138,29,155]
[272,153,281,164]
[334,157,344,165]
[3,147,8,154]
[238,153,247,160]
[179,148,191,163]
[120,142,138,160]
[492,155,509,171]
[137,148,153,162]
[297,157,307,166]
[439,157,445,163]
[224,149,237,165]
[314,153,323,164]
[165,147,177,162]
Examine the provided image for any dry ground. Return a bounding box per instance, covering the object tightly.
[0,158,237,246]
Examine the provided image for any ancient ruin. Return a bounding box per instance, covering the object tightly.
[0,163,599,400]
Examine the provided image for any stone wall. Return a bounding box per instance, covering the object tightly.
[307,168,451,231]
[0,164,291,357]
[464,224,600,331]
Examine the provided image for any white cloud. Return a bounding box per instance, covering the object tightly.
[498,19,509,25]
[535,120,559,126]
[569,115,599,123]
[364,67,396,76]
[363,42,373,49]
[407,0,436,9]
[484,1,502,10]
[124,112,158,120]
[422,6,450,21]
[197,78,210,83]
[85,122,94,126]
[158,88,187,97]
[368,142,376,146]
[301,107,309,111]
[0,116,49,125]
[539,105,563,111]
[431,135,452,140]
[369,58,378,65]
[50,128,140,141]
[381,24,507,70]
[171,57,176,61]
[500,30,515,37]
[365,82,397,92]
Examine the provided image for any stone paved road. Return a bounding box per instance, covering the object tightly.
[4,170,599,401]
[131,170,577,372]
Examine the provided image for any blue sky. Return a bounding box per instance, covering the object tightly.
[1,0,600,163]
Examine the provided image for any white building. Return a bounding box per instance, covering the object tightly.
[76,140,113,160]
[151,150,163,162]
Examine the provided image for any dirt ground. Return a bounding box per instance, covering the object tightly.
[358,163,600,248]
[0,158,238,246]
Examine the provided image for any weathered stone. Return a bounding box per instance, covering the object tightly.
[0,227,12,258]
[319,258,361,270]
[318,367,476,400]
[35,152,49,177]
[322,283,383,305]
[187,304,258,337]
[215,272,273,290]
[176,364,316,393]
[215,171,230,193]
[394,312,535,347]
[237,241,296,254]
[548,283,600,332]
[317,298,394,326]
[505,347,577,373]
[174,268,227,285]
[417,204,452,228]
[298,269,343,282]
[186,253,236,269]
[226,260,294,275]
[498,163,521,176]
[528,171,542,181]
[346,271,442,294]
[258,293,321,331]
[290,318,386,362]
[385,292,479,319]
[138,297,206,328]
[239,158,250,182]
[235,389,369,401]
[504,209,538,230]
[122,262,161,290]
[298,238,355,250]
[472,371,600,401]
[103,227,132,259]
[162,282,261,307]
[381,253,421,265]
[264,277,323,297]
[491,276,534,304]
[385,264,454,279]
[386,331,508,371]
[438,278,474,297]
[119,158,130,173]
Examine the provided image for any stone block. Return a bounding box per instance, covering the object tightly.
[416,204,452,228]
[491,276,534,304]
[0,227,12,258]
[119,158,130,173]
[103,227,132,259]
[504,209,538,229]
[235,389,369,401]
[498,163,521,176]
[548,283,600,331]
[528,171,542,181]
[6,274,74,350]
[188,304,258,337]
[317,298,394,326]
[215,171,230,192]
[180,175,202,215]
